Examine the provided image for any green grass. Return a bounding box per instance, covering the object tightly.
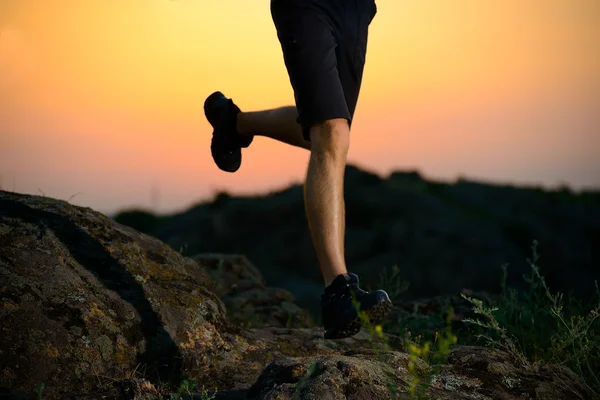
[34,383,44,400]
[168,376,217,400]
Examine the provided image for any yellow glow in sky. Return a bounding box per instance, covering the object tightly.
[1,0,599,213]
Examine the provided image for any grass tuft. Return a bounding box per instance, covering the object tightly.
[462,241,599,395]
[367,240,599,398]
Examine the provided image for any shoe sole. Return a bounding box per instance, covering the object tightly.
[205,91,242,173]
[204,91,227,125]
[324,298,393,340]
[365,297,393,326]
[212,148,241,173]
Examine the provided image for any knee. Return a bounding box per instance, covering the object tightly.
[309,118,350,158]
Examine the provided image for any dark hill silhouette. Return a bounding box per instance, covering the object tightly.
[114,165,600,316]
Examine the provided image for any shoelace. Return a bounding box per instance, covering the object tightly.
[349,281,368,296]
[323,282,367,306]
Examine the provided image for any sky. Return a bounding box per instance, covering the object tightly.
[0,0,598,215]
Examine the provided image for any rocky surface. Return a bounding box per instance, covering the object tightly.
[247,344,589,400]
[192,254,312,329]
[114,166,600,317]
[0,191,228,396]
[1,191,595,399]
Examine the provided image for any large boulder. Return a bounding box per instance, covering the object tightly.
[0,191,226,397]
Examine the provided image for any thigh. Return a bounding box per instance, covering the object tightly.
[271,0,350,140]
[337,0,377,121]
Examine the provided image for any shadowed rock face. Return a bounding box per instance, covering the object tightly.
[0,191,594,399]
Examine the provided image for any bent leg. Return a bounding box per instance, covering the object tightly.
[237,106,310,150]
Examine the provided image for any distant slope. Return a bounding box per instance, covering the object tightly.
[114,165,600,315]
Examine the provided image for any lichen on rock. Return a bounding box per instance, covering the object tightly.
[0,191,226,397]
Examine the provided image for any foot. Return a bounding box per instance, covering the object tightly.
[321,273,393,339]
[204,91,254,173]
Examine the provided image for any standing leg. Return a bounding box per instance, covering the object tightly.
[268,0,390,340]
[304,119,350,287]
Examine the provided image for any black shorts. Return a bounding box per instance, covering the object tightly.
[270,0,377,140]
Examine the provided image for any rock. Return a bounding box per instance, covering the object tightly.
[191,254,313,329]
[177,327,408,394]
[432,345,592,400]
[247,352,414,400]
[247,345,593,400]
[0,191,226,397]
[0,191,318,398]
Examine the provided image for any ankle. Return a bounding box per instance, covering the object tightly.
[325,272,348,288]
[236,112,253,136]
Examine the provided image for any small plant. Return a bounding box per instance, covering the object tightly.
[404,310,457,399]
[348,293,402,397]
[461,294,530,367]
[374,265,448,340]
[34,383,44,400]
[168,376,216,400]
[293,360,319,400]
[198,385,218,400]
[349,288,457,399]
[242,307,268,329]
[376,264,410,306]
[167,378,197,399]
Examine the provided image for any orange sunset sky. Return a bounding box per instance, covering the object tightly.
[1,0,599,214]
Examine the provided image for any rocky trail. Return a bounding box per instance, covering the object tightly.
[0,191,594,399]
